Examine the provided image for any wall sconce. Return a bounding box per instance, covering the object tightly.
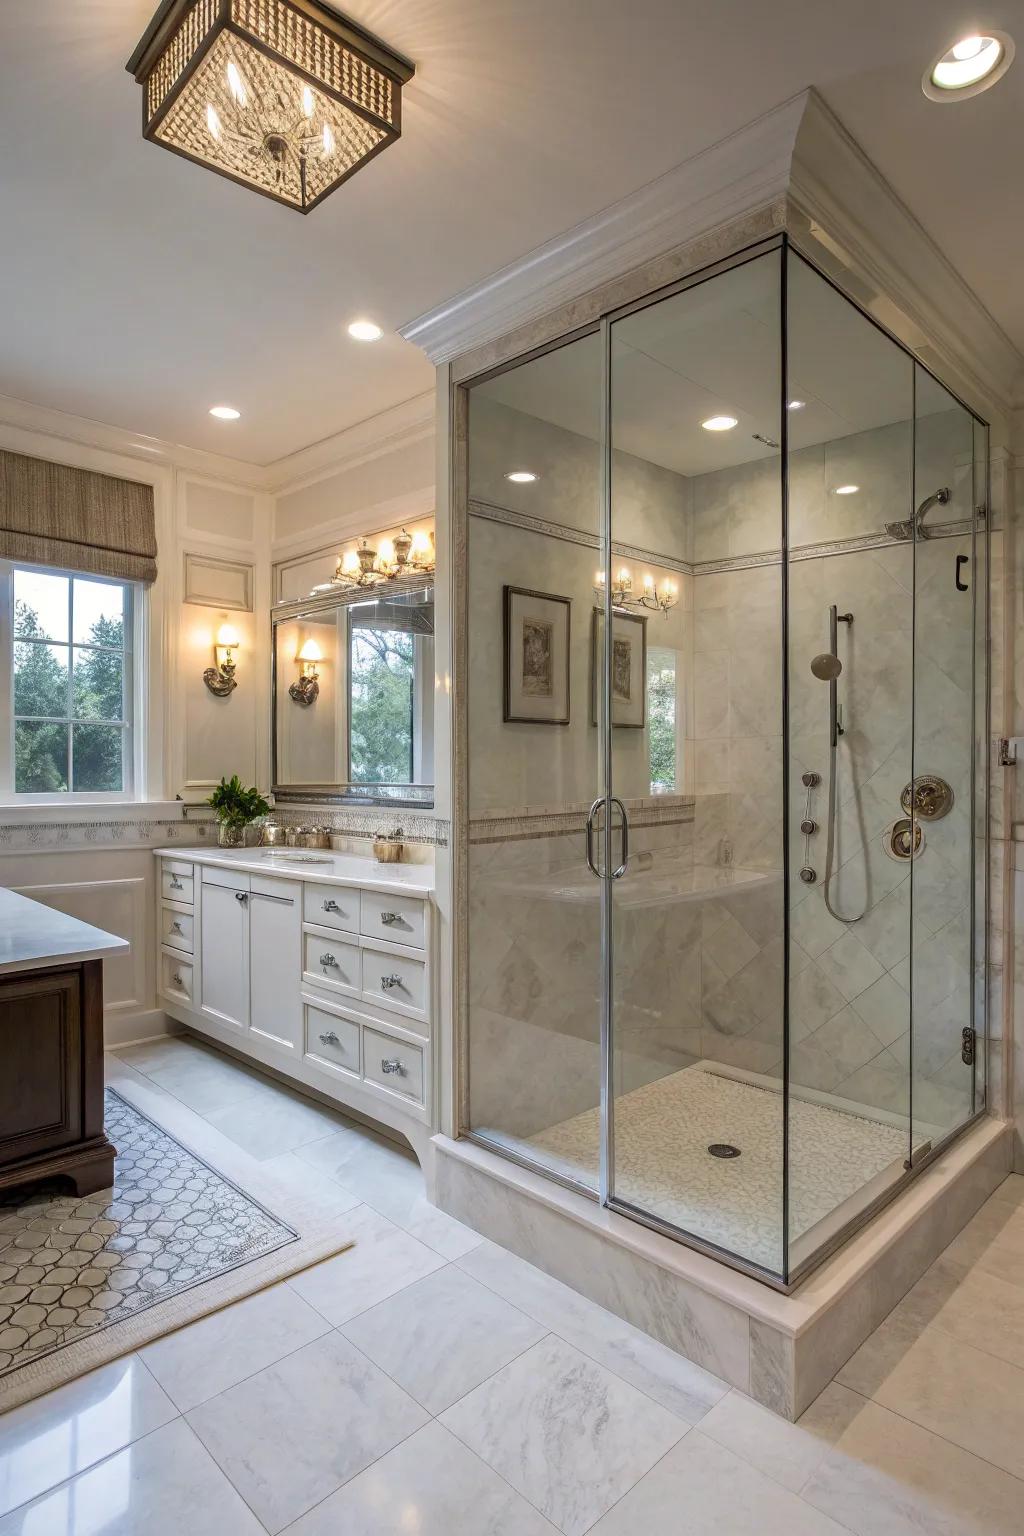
[204,623,240,696]
[593,567,678,614]
[323,526,436,592]
[289,639,322,706]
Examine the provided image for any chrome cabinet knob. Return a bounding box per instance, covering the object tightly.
[320,953,340,968]
[380,973,403,991]
[380,911,399,925]
[235,891,248,904]
[381,1057,405,1075]
[170,920,183,934]
[319,1030,340,1046]
[172,972,184,987]
[323,898,341,913]
[170,877,183,890]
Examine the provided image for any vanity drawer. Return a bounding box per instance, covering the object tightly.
[303,883,358,934]
[303,931,360,995]
[363,1027,424,1103]
[359,890,426,950]
[161,868,194,904]
[305,1005,360,1078]
[161,951,193,1005]
[361,942,428,1020]
[160,905,194,953]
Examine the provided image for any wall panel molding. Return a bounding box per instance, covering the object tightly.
[183,551,254,610]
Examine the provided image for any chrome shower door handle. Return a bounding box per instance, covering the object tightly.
[585,797,603,878]
[609,796,629,879]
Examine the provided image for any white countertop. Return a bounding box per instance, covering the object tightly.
[154,845,435,896]
[0,887,129,976]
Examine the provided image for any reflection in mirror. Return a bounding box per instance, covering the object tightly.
[273,585,434,805]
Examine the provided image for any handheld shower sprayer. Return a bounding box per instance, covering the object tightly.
[811,607,864,922]
[885,487,950,542]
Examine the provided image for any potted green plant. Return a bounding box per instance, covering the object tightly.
[207,775,270,848]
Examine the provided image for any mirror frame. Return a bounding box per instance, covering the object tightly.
[271,579,435,808]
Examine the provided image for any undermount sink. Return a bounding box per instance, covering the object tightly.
[257,851,333,865]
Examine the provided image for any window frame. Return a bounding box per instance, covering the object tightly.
[0,558,144,803]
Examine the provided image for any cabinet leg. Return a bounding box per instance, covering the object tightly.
[65,1147,116,1197]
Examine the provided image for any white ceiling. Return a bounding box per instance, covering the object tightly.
[1,1,1021,466]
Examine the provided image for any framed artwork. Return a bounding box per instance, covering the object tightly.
[591,607,647,728]
[503,586,571,724]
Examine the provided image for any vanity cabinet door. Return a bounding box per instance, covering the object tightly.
[249,883,302,1055]
[200,881,249,1031]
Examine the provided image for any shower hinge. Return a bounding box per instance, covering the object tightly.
[961,1027,976,1067]
[997,738,1023,767]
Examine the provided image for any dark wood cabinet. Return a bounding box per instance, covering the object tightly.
[0,958,115,1197]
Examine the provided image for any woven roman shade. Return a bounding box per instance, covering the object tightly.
[0,450,157,584]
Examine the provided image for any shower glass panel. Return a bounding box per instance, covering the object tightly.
[910,367,983,1141]
[607,251,786,1274]
[464,330,606,1189]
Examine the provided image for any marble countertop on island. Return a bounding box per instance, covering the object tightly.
[0,887,129,976]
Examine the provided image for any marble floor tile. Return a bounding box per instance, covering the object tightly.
[140,1052,274,1116]
[287,1203,445,1325]
[587,1430,846,1535]
[0,1356,177,1518]
[341,1266,546,1414]
[140,1281,331,1412]
[110,1037,196,1075]
[257,1151,364,1220]
[297,1129,482,1259]
[939,1193,1024,1288]
[698,1381,863,1493]
[203,1089,348,1161]
[891,1256,1024,1370]
[0,1418,265,1536]
[187,1330,428,1534]
[282,1420,558,1535]
[837,1313,1024,1480]
[458,1240,730,1423]
[439,1334,688,1536]
[802,1394,1024,1536]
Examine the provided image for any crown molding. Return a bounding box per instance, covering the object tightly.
[399,94,808,366]
[265,391,435,495]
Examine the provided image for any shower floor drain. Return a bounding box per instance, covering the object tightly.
[708,1143,741,1159]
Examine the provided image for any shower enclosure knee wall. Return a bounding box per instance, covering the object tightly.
[461,240,990,1287]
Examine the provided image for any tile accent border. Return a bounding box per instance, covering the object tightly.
[470,797,694,845]
[0,810,217,854]
[272,803,449,847]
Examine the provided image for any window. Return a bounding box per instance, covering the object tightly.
[647,644,678,794]
[2,563,138,798]
[347,622,415,785]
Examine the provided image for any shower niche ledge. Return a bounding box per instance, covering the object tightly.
[431,1116,1011,1419]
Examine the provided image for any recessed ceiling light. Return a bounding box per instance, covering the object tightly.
[505,470,538,483]
[834,484,859,496]
[347,319,383,342]
[209,405,240,420]
[787,399,806,411]
[701,415,738,432]
[924,32,1014,100]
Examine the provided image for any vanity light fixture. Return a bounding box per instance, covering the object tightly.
[204,622,240,696]
[289,638,322,706]
[209,404,241,419]
[834,484,859,496]
[701,415,738,432]
[505,470,538,483]
[126,0,414,213]
[348,319,383,341]
[321,526,435,592]
[594,566,678,615]
[924,32,1014,100]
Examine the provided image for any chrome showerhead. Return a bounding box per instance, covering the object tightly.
[811,652,843,681]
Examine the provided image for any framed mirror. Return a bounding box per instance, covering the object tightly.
[272,582,434,806]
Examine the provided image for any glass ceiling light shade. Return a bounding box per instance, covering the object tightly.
[127,0,414,213]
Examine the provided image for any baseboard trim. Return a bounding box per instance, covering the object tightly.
[103,1008,183,1050]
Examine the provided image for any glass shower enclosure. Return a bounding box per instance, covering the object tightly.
[460,236,989,1288]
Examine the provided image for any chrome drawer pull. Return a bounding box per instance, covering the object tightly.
[170,921,183,934]
[320,953,340,968]
[380,911,400,925]
[319,1030,340,1046]
[172,972,184,988]
[323,898,341,913]
[169,877,183,890]
[380,973,403,991]
[381,1057,406,1075]
[235,891,248,905]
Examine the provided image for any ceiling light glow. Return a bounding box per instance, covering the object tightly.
[834,484,859,496]
[209,404,240,420]
[505,471,538,483]
[701,415,738,432]
[787,399,806,411]
[924,31,1013,99]
[347,319,383,341]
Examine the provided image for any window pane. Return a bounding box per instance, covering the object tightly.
[72,724,124,793]
[14,570,69,641]
[15,721,69,791]
[14,641,68,718]
[647,645,678,793]
[349,629,414,783]
[73,647,124,720]
[73,578,125,647]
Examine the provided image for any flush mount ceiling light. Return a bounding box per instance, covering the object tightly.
[505,470,538,483]
[923,32,1014,100]
[209,403,240,418]
[347,319,383,341]
[127,1,414,213]
[834,484,859,496]
[701,415,738,432]
[787,399,806,411]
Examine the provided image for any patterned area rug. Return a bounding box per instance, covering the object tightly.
[0,1085,352,1412]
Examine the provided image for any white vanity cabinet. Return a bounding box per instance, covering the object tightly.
[155,847,435,1153]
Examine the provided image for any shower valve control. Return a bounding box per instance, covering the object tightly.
[799,868,817,884]
[801,772,821,788]
[800,819,817,835]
